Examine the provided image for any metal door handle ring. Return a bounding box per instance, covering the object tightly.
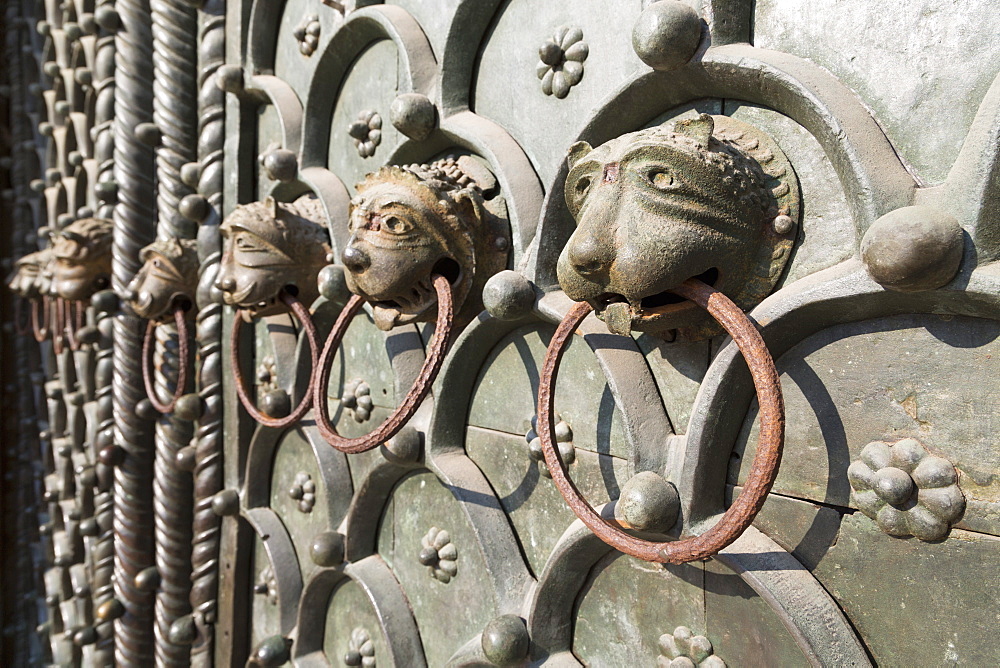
[231,290,319,428]
[31,296,50,342]
[312,274,454,454]
[537,278,785,564]
[142,304,191,414]
[64,299,85,351]
[52,297,66,354]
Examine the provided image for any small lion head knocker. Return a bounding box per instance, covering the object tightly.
[125,238,200,322]
[219,195,331,428]
[7,248,54,340]
[313,156,510,454]
[7,248,52,299]
[216,195,331,320]
[126,238,200,415]
[557,113,799,339]
[340,156,510,331]
[537,115,793,563]
[50,218,114,301]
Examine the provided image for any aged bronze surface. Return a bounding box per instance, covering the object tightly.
[557,114,799,339]
[216,196,330,320]
[7,248,53,339]
[3,0,1000,665]
[141,309,191,415]
[51,218,114,302]
[230,291,319,429]
[341,156,509,331]
[125,238,200,322]
[312,274,454,454]
[7,248,51,299]
[536,279,784,564]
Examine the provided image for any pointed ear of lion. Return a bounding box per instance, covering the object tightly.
[567,141,593,171]
[673,113,714,148]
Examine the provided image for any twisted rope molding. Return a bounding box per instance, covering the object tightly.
[151,0,198,664]
[187,1,225,663]
[111,0,158,662]
[90,1,120,664]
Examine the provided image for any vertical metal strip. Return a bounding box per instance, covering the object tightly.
[91,2,120,663]
[188,1,225,664]
[111,0,157,661]
[150,0,198,664]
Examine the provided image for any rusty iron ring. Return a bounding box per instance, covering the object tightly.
[231,290,319,429]
[31,296,51,342]
[537,278,784,564]
[52,297,66,354]
[312,274,454,454]
[142,304,191,414]
[64,299,85,351]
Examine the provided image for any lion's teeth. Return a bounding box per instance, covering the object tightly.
[603,302,633,337]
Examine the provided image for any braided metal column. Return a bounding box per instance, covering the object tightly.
[150,0,198,664]
[110,0,157,662]
[186,1,225,663]
[90,2,120,664]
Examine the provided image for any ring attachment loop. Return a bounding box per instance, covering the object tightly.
[537,278,784,564]
[312,274,454,454]
[31,296,51,343]
[142,304,191,414]
[64,299,85,351]
[231,290,319,429]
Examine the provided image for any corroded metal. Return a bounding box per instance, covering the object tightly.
[50,218,114,301]
[215,196,330,319]
[187,1,225,660]
[128,237,198,415]
[150,0,199,661]
[141,308,191,414]
[557,114,799,340]
[125,238,200,321]
[230,291,318,428]
[341,157,509,331]
[536,278,784,564]
[111,0,158,659]
[312,275,453,454]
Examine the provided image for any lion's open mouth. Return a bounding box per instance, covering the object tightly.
[369,258,462,330]
[591,267,720,336]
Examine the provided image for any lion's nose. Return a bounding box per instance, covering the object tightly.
[342,245,371,274]
[567,235,611,277]
[215,276,236,293]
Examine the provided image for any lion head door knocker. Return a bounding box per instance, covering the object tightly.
[7,248,53,341]
[216,195,331,428]
[124,238,199,415]
[313,156,511,454]
[50,218,114,352]
[539,114,794,563]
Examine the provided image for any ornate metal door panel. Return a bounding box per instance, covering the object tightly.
[3,0,1000,666]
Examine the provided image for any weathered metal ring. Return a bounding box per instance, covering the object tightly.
[231,290,319,429]
[142,304,190,415]
[31,296,50,342]
[52,297,66,354]
[537,278,784,564]
[64,299,85,351]
[312,274,454,454]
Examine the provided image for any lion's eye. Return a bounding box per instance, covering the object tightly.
[382,216,412,234]
[235,234,262,252]
[648,170,678,190]
[574,176,592,197]
[153,259,162,268]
